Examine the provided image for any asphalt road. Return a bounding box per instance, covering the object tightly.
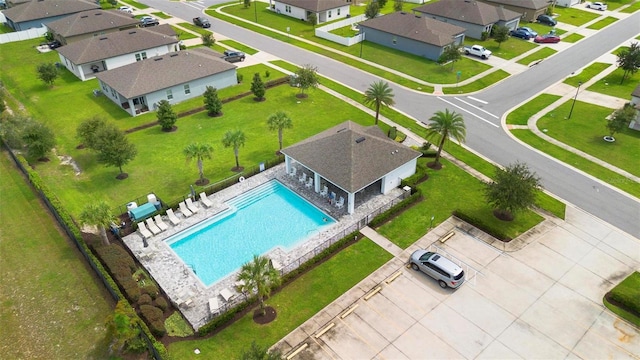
[144,0,639,236]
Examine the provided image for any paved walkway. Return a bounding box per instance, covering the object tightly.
[360,226,403,257]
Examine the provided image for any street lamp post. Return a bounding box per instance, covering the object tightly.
[568,81,582,119]
[254,0,258,22]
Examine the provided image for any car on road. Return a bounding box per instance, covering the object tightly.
[410,250,465,289]
[223,50,245,62]
[118,6,133,14]
[537,14,557,26]
[510,28,532,40]
[193,17,211,28]
[534,34,561,43]
[517,27,538,38]
[140,17,159,27]
[587,1,608,10]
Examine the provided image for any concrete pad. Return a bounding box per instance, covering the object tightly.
[486,254,555,298]
[588,312,640,356]
[379,274,442,319]
[596,236,640,269]
[420,303,493,359]
[392,322,464,359]
[439,232,502,268]
[564,206,613,241]
[539,282,604,329]
[292,340,338,360]
[573,326,638,360]
[339,313,390,355]
[559,265,612,304]
[578,246,633,284]
[520,299,590,349]
[473,268,537,317]
[375,344,411,360]
[445,285,516,337]
[498,319,569,359]
[357,290,419,341]
[538,226,595,262]
[318,321,379,360]
[475,340,523,360]
[561,221,602,246]
[510,242,575,280]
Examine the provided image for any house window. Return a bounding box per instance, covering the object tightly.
[337,8,341,16]
[392,36,397,45]
[328,10,332,18]
[184,84,190,95]
[285,5,291,13]
[167,89,173,100]
[135,52,147,62]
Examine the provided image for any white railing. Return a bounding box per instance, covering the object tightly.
[315,14,366,46]
[0,26,47,44]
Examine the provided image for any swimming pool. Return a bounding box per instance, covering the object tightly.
[166,180,335,286]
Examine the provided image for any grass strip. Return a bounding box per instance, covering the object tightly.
[152,11,172,19]
[620,1,640,13]
[506,94,561,125]
[171,25,198,40]
[516,47,558,66]
[563,62,610,87]
[119,0,149,9]
[562,33,584,43]
[218,39,258,54]
[587,16,618,30]
[177,22,213,36]
[442,70,509,94]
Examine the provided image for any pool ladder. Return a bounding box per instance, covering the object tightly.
[184,263,196,275]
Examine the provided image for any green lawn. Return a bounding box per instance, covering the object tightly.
[536,101,640,178]
[178,22,214,36]
[553,6,600,26]
[171,25,199,40]
[516,47,558,65]
[152,11,172,19]
[587,16,618,30]
[329,25,360,37]
[605,0,639,10]
[464,37,538,60]
[604,272,640,327]
[119,0,149,9]
[442,70,509,94]
[621,0,640,13]
[506,94,561,125]
[587,67,640,99]
[562,33,584,43]
[0,23,14,34]
[218,39,258,54]
[563,62,611,87]
[0,151,113,359]
[168,238,393,359]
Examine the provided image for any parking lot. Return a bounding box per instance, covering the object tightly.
[274,206,640,359]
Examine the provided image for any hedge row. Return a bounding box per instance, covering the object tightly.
[95,244,141,302]
[140,305,167,337]
[452,210,511,241]
[608,272,640,316]
[368,190,422,228]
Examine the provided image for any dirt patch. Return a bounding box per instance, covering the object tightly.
[253,306,277,325]
[53,148,82,176]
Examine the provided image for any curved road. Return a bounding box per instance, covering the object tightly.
[146,0,640,236]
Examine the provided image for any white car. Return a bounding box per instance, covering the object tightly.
[118,6,133,14]
[587,2,607,10]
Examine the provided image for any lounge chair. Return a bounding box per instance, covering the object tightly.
[179,201,193,217]
[185,198,199,213]
[305,177,313,189]
[270,258,283,271]
[209,297,220,314]
[137,222,153,239]
[166,208,181,225]
[320,185,328,198]
[298,172,306,184]
[146,218,162,235]
[154,215,169,231]
[220,287,235,302]
[288,167,297,178]
[199,192,213,208]
[336,196,345,209]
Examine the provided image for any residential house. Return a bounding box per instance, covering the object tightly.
[358,11,465,61]
[3,0,100,31]
[281,121,421,214]
[477,0,550,22]
[413,0,521,40]
[555,0,581,8]
[57,25,180,81]
[95,48,238,117]
[272,0,350,24]
[46,9,140,45]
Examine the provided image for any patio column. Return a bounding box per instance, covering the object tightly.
[348,192,355,214]
[314,173,320,193]
[284,156,291,174]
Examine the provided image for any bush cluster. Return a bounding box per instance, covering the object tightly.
[154,297,168,312]
[368,190,422,228]
[400,166,428,188]
[138,293,153,306]
[452,210,511,241]
[139,305,166,337]
[95,244,140,302]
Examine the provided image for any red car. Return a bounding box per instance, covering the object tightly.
[534,34,561,43]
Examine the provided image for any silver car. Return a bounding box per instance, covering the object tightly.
[410,250,465,289]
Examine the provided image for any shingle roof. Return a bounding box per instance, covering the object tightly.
[479,0,549,10]
[46,9,139,37]
[95,48,236,98]
[414,0,520,25]
[275,0,347,12]
[358,12,465,47]
[57,27,179,65]
[3,0,100,23]
[281,121,421,193]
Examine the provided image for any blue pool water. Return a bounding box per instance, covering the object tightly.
[167,180,335,286]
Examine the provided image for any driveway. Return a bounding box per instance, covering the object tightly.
[274,206,640,359]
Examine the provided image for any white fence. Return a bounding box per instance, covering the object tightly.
[315,14,366,46]
[0,26,47,44]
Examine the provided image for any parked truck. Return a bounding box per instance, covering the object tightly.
[463,45,492,59]
[193,17,211,28]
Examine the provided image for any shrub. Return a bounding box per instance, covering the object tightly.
[237,73,244,83]
[141,284,159,299]
[155,297,168,312]
[452,210,511,241]
[608,272,640,316]
[138,293,153,306]
[139,305,166,337]
[481,31,489,41]
[387,126,397,140]
[368,190,422,227]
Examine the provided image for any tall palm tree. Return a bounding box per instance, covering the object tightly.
[183,142,214,185]
[236,255,281,316]
[266,111,293,153]
[363,80,395,125]
[425,109,466,169]
[79,201,116,246]
[222,129,246,171]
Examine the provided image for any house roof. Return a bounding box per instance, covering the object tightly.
[275,0,347,12]
[3,0,100,23]
[281,121,421,193]
[46,9,139,37]
[414,0,520,25]
[478,0,549,10]
[358,12,466,47]
[57,26,179,65]
[95,48,236,99]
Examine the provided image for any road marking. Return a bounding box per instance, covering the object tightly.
[455,97,499,119]
[184,2,204,10]
[437,97,499,128]
[467,96,488,104]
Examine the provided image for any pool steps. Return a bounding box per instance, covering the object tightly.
[227,180,280,209]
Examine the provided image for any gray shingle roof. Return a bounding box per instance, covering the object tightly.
[281,121,421,193]
[57,27,179,65]
[479,0,549,10]
[275,0,347,12]
[46,9,139,37]
[359,12,465,47]
[414,0,520,25]
[3,0,100,23]
[95,48,236,99]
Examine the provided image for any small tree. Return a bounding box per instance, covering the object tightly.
[425,109,466,169]
[203,86,223,116]
[79,200,116,246]
[244,0,250,8]
[616,42,640,84]
[183,142,214,185]
[105,301,143,356]
[0,86,6,114]
[492,25,509,48]
[250,73,266,101]
[156,100,177,131]
[36,63,58,87]
[364,80,395,125]
[222,129,246,171]
[606,104,635,139]
[267,111,293,153]
[393,0,403,12]
[239,341,284,360]
[438,44,461,71]
[378,0,388,9]
[236,255,281,317]
[294,64,320,98]
[21,121,56,160]
[485,162,542,221]
[201,33,215,47]
[94,124,137,179]
[365,1,380,19]
[0,114,36,149]
[307,13,317,27]
[76,116,108,149]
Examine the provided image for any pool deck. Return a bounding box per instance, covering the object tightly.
[122,163,404,330]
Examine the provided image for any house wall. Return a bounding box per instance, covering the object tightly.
[273,2,349,23]
[361,27,448,61]
[556,0,580,7]
[8,14,72,31]
[381,159,418,194]
[419,14,487,39]
[274,2,307,21]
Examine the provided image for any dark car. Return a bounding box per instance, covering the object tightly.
[223,50,245,63]
[534,34,561,43]
[47,40,62,49]
[517,27,538,38]
[140,17,159,27]
[193,17,211,28]
[510,29,531,40]
[537,14,557,26]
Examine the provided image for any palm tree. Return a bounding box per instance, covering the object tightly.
[236,255,281,317]
[425,109,466,169]
[183,142,214,185]
[222,129,246,171]
[266,111,293,153]
[364,81,395,125]
[79,201,116,246]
